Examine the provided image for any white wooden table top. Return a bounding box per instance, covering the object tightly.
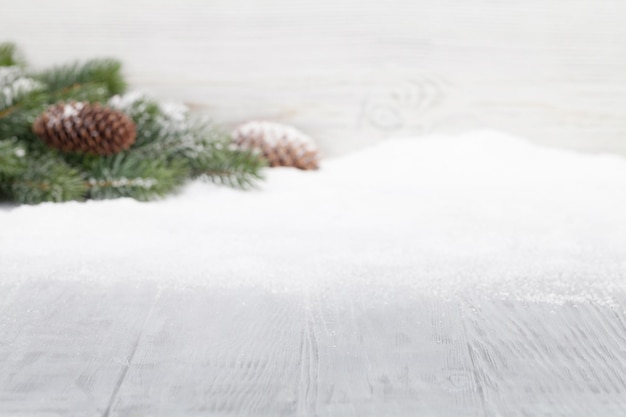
[1,278,625,416]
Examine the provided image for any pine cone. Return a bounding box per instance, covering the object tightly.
[231,121,319,170]
[33,102,136,155]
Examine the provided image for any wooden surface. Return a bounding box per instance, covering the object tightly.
[1,279,625,416]
[1,0,626,156]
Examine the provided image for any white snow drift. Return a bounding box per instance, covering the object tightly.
[1,131,625,306]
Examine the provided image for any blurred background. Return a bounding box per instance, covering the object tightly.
[2,0,625,156]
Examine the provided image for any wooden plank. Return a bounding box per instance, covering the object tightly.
[2,278,625,415]
[0,280,159,417]
[461,294,626,416]
[302,285,484,417]
[1,0,625,156]
[0,280,23,315]
[110,284,485,416]
[109,286,306,416]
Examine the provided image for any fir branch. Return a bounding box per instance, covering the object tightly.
[108,93,265,188]
[109,93,200,152]
[7,153,87,204]
[0,106,45,146]
[0,48,267,204]
[33,58,127,98]
[0,67,44,115]
[0,61,121,143]
[0,138,27,176]
[52,82,116,104]
[85,153,190,201]
[0,43,25,67]
[190,143,266,189]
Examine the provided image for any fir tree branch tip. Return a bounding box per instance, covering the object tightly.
[0,43,264,204]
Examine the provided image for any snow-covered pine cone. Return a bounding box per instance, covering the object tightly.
[231,121,319,170]
[33,102,136,156]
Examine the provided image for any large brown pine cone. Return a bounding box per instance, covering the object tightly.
[231,121,319,170]
[33,102,136,155]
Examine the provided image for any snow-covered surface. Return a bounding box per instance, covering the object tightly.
[2,130,625,305]
[2,130,626,416]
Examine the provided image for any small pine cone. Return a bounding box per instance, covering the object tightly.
[33,102,136,156]
[231,121,319,170]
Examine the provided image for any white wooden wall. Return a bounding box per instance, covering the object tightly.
[2,0,625,156]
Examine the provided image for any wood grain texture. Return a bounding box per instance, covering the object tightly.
[0,280,159,417]
[109,287,306,416]
[1,0,625,156]
[461,294,626,417]
[1,279,625,416]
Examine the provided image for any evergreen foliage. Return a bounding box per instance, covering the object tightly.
[0,43,264,204]
[0,43,24,67]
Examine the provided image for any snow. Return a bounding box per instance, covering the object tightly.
[232,120,317,153]
[61,101,84,118]
[86,177,158,189]
[42,102,86,128]
[108,91,149,110]
[0,67,43,107]
[1,130,625,307]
